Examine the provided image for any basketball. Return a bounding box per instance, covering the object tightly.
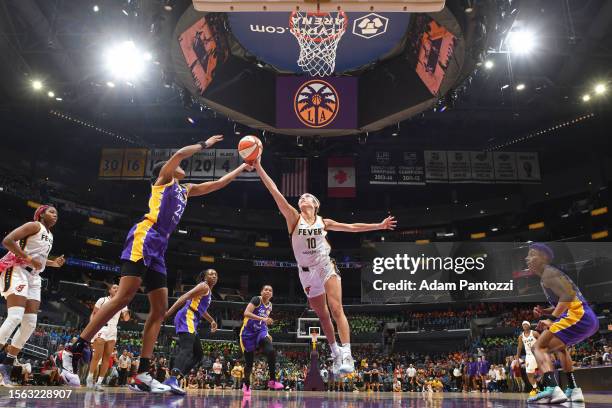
[238,135,263,164]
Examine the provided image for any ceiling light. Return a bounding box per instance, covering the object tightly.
[93,5,99,12]
[594,83,606,95]
[32,80,43,91]
[582,94,591,102]
[47,91,55,98]
[516,83,526,91]
[507,30,536,54]
[484,60,494,69]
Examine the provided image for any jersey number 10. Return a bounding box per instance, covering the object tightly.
[306,238,316,249]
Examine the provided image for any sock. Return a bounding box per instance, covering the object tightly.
[566,372,577,389]
[542,371,557,388]
[342,343,351,355]
[137,358,150,374]
[330,342,341,357]
[97,377,104,385]
[532,382,538,390]
[87,373,94,381]
[2,353,16,366]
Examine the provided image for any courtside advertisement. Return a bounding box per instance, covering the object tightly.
[361,242,612,303]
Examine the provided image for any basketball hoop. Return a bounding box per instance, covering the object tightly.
[289,10,347,76]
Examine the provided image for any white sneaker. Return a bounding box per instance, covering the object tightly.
[131,372,171,393]
[338,350,355,374]
[550,385,568,404]
[567,387,584,403]
[86,376,94,388]
[332,352,343,375]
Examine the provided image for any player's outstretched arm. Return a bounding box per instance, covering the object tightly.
[324,215,397,233]
[188,162,253,197]
[253,158,299,230]
[157,135,224,185]
[165,282,210,319]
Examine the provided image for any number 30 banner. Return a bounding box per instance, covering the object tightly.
[99,148,258,181]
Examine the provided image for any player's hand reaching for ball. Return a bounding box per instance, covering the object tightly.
[204,135,224,148]
[265,317,274,325]
[379,216,397,230]
[242,162,255,172]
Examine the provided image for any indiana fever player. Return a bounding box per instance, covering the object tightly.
[239,285,284,395]
[162,269,219,395]
[527,243,598,404]
[254,157,396,375]
[68,136,253,393]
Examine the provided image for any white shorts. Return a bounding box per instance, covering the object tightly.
[525,354,538,374]
[93,326,118,342]
[0,266,42,301]
[298,260,340,298]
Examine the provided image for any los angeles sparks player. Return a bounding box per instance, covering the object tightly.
[527,243,598,404]
[0,205,65,386]
[240,284,283,395]
[69,136,253,393]
[163,269,219,395]
[515,320,539,396]
[254,158,396,374]
[86,284,130,391]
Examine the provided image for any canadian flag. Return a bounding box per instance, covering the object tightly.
[328,157,356,198]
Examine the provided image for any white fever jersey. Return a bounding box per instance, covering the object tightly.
[21,222,53,274]
[95,296,128,328]
[522,330,537,356]
[291,215,331,267]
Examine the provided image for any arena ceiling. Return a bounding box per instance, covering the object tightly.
[0,0,611,152]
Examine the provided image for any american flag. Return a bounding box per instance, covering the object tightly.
[281,158,308,197]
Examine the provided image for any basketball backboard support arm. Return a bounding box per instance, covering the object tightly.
[193,0,445,13]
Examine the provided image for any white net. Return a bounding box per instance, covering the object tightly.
[289,11,347,76]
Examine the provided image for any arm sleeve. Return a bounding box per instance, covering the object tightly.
[249,296,261,307]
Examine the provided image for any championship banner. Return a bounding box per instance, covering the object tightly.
[493,152,518,182]
[121,149,148,179]
[397,151,425,185]
[99,149,125,179]
[470,151,495,182]
[328,157,356,198]
[213,149,238,179]
[516,152,542,182]
[424,151,448,183]
[369,151,397,185]
[276,76,358,129]
[447,151,472,183]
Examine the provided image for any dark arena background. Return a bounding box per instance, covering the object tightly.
[1,0,612,407]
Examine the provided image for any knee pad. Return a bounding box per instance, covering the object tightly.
[11,313,37,349]
[0,306,25,344]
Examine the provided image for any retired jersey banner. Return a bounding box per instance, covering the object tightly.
[276,76,358,129]
[328,157,356,198]
[369,151,397,185]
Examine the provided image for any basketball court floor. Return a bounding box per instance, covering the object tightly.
[1,389,611,407]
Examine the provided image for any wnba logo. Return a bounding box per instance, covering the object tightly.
[294,80,339,128]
